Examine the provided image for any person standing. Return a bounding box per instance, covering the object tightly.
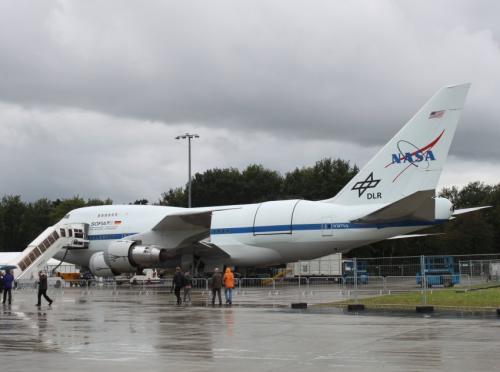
[183,271,193,304]
[223,267,235,305]
[2,269,14,305]
[211,267,222,306]
[36,271,53,306]
[171,267,185,305]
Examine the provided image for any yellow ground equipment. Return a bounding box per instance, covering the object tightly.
[55,271,81,287]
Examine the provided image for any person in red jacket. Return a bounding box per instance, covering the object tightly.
[223,267,235,305]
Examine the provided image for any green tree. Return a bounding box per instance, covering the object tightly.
[160,187,187,207]
[0,195,27,251]
[283,158,358,200]
[50,197,86,223]
[19,198,54,249]
[190,168,246,206]
[241,164,283,203]
[131,199,149,205]
[86,198,113,207]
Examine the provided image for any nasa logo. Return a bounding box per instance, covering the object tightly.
[386,129,444,182]
[390,150,436,164]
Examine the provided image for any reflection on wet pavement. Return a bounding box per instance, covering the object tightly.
[0,290,499,371]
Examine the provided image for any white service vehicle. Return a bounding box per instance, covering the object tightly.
[287,254,342,277]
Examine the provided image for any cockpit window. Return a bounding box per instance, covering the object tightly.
[64,214,70,219]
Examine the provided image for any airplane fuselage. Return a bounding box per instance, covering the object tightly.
[54,200,450,270]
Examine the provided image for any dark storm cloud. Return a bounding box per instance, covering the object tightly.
[0,1,499,201]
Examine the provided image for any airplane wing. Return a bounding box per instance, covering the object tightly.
[148,206,240,251]
[147,207,240,258]
[152,206,240,231]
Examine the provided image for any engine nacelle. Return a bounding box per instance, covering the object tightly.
[129,245,169,267]
[89,251,116,277]
[103,240,168,274]
[435,197,453,220]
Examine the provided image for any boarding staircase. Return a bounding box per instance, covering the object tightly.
[12,223,89,280]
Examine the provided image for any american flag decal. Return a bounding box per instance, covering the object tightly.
[429,110,445,119]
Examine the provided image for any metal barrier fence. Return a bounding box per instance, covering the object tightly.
[12,254,500,304]
[294,254,500,278]
[9,273,499,309]
[14,272,499,295]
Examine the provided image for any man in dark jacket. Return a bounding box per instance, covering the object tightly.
[2,269,14,305]
[171,267,185,305]
[0,271,4,295]
[210,267,223,306]
[36,271,53,306]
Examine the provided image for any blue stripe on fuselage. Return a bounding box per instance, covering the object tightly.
[88,232,138,241]
[86,220,446,239]
[210,220,446,235]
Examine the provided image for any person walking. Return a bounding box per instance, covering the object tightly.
[2,269,14,305]
[0,271,4,297]
[210,267,222,306]
[171,267,185,305]
[223,267,235,305]
[36,271,53,306]
[183,271,193,304]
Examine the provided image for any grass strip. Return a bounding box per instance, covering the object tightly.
[318,287,500,309]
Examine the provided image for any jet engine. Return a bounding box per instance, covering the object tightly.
[89,251,115,277]
[89,240,168,277]
[434,197,453,220]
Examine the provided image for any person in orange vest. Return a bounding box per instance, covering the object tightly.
[223,267,235,305]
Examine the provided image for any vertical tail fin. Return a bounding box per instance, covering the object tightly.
[328,83,471,205]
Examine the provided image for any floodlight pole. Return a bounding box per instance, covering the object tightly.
[175,133,199,208]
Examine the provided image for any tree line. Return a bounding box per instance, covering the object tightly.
[160,159,359,206]
[0,196,112,252]
[1,158,498,257]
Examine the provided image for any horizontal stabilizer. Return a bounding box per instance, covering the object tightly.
[452,206,491,216]
[352,189,435,224]
[388,233,444,240]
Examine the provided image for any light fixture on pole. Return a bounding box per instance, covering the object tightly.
[175,133,199,208]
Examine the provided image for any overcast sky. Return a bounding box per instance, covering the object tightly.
[0,0,499,204]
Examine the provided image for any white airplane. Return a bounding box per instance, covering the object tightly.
[0,83,489,279]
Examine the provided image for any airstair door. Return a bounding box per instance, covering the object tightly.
[253,200,300,235]
[13,223,89,280]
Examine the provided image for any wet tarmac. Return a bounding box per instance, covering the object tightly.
[1,289,499,371]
